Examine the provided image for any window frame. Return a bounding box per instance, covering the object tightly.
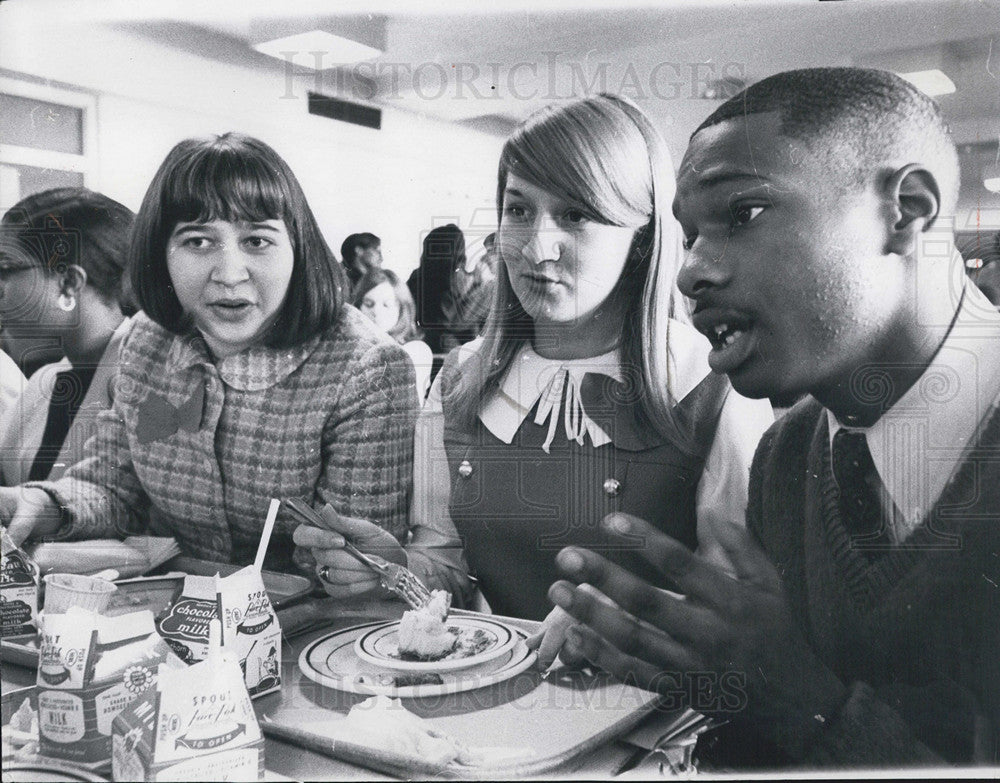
[0,76,98,195]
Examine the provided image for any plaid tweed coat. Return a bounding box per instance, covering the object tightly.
[30,308,417,571]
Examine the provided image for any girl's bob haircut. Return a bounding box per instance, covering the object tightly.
[446,93,682,437]
[130,133,345,347]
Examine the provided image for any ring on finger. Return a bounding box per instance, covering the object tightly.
[318,565,332,584]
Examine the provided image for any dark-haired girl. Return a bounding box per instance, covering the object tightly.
[1,134,417,574]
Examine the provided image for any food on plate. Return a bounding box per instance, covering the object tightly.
[357,671,445,688]
[396,590,454,660]
[394,591,498,663]
[451,627,494,658]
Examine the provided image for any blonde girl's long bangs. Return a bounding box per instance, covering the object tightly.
[500,98,652,231]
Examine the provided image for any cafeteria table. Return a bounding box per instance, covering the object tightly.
[2,596,698,780]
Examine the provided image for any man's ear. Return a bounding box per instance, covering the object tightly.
[61,264,88,296]
[884,163,941,256]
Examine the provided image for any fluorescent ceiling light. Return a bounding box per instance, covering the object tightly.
[254,30,381,68]
[897,69,956,97]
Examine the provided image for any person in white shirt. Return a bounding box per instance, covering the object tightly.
[0,189,134,486]
[0,347,26,434]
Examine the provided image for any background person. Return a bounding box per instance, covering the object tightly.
[0,347,25,435]
[354,267,434,401]
[440,230,497,353]
[960,230,1000,308]
[406,223,466,357]
[0,188,135,485]
[340,231,382,293]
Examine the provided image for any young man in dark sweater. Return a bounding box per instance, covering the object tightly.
[546,68,999,768]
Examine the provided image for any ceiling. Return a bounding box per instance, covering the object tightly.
[99,0,1000,142]
[6,0,998,215]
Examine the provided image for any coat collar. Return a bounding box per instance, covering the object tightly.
[166,329,321,392]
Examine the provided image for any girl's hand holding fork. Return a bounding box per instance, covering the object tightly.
[292,503,407,600]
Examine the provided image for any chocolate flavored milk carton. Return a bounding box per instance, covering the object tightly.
[155,568,280,698]
[0,526,39,636]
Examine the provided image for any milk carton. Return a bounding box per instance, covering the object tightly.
[112,620,265,782]
[0,527,39,636]
[155,568,280,698]
[36,607,184,769]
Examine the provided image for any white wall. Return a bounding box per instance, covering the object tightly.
[0,14,504,276]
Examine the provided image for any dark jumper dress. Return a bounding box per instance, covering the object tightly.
[439,356,731,620]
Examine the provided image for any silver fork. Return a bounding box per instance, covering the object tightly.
[283,498,433,609]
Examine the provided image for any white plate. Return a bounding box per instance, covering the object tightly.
[354,616,518,673]
[298,621,537,698]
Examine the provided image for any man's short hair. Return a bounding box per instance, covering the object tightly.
[341,232,380,262]
[341,232,381,288]
[694,67,960,218]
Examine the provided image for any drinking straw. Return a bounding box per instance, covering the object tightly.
[254,498,281,573]
[208,618,223,665]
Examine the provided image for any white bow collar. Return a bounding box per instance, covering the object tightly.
[478,343,622,452]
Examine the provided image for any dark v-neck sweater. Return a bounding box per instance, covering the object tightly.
[745,397,999,767]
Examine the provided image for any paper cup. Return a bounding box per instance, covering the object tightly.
[43,573,117,615]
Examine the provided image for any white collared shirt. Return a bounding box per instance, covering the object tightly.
[478,344,621,452]
[827,283,1000,544]
[0,348,25,427]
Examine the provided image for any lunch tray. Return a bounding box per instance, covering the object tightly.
[152,556,313,608]
[255,606,665,779]
[0,557,312,669]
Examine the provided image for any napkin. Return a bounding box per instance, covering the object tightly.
[28,536,180,578]
[300,696,534,768]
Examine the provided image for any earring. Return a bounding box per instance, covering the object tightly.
[57,292,77,312]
